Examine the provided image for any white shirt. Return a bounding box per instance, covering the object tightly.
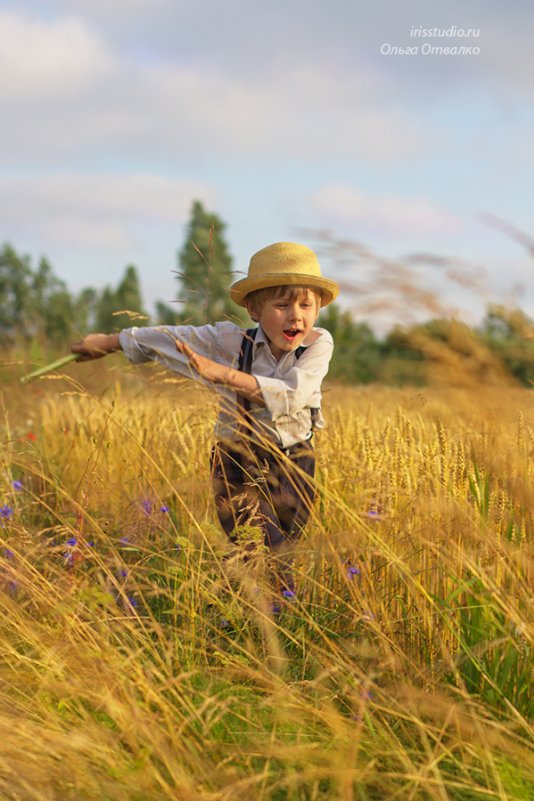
[119,322,334,448]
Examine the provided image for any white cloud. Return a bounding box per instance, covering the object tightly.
[310,184,462,237]
[0,10,114,100]
[0,7,424,164]
[133,61,421,161]
[0,174,218,249]
[11,0,534,114]
[31,0,534,102]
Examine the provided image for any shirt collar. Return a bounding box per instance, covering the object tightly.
[254,325,270,349]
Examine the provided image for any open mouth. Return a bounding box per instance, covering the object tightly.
[282,328,302,342]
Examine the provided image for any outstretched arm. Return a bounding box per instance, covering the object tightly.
[174,338,265,406]
[71,333,122,361]
[71,328,265,405]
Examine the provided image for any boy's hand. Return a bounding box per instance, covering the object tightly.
[174,337,221,382]
[71,333,121,361]
[174,336,264,404]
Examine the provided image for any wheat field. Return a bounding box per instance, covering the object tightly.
[0,355,532,800]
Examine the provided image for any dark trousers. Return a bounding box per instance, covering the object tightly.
[210,439,316,592]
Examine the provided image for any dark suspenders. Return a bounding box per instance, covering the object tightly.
[237,327,318,429]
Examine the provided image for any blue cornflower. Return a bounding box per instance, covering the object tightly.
[282,589,296,599]
[348,565,361,578]
[367,509,380,520]
[160,505,169,513]
[127,595,138,608]
[66,537,77,546]
[0,506,13,520]
[118,568,128,577]
[12,480,23,491]
[87,541,95,547]
[141,500,152,515]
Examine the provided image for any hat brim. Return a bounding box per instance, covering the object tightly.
[230,273,339,307]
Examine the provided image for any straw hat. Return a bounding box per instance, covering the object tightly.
[230,242,339,307]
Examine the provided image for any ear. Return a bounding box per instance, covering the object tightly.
[244,299,260,323]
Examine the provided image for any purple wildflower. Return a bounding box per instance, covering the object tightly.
[282,589,296,599]
[12,481,23,491]
[348,565,361,578]
[141,500,152,515]
[118,568,128,577]
[160,505,169,513]
[127,595,138,608]
[66,537,77,546]
[367,509,381,520]
[119,536,129,545]
[3,548,15,560]
[0,506,13,520]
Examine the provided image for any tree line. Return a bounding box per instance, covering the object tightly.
[2,200,533,386]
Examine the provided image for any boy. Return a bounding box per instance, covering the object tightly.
[72,242,339,598]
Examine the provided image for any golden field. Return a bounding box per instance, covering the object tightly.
[0,354,532,801]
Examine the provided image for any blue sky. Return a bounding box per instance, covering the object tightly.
[1,0,533,332]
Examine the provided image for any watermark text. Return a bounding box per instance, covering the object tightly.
[380,25,481,56]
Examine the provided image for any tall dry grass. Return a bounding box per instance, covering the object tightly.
[0,357,533,800]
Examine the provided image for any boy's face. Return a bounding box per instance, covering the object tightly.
[247,288,320,360]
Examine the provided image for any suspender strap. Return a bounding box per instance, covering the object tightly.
[238,328,257,373]
[237,328,257,418]
[237,327,319,429]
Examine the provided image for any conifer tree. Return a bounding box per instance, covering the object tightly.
[95,265,147,331]
[0,245,33,338]
[113,265,147,329]
[0,246,77,343]
[176,201,245,325]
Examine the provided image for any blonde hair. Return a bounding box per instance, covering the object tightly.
[244,284,322,317]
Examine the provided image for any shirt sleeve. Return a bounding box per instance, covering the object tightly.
[118,321,241,378]
[254,329,334,420]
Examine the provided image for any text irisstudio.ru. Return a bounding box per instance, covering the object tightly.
[409,25,480,38]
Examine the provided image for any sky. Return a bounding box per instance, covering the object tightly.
[1,0,533,332]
